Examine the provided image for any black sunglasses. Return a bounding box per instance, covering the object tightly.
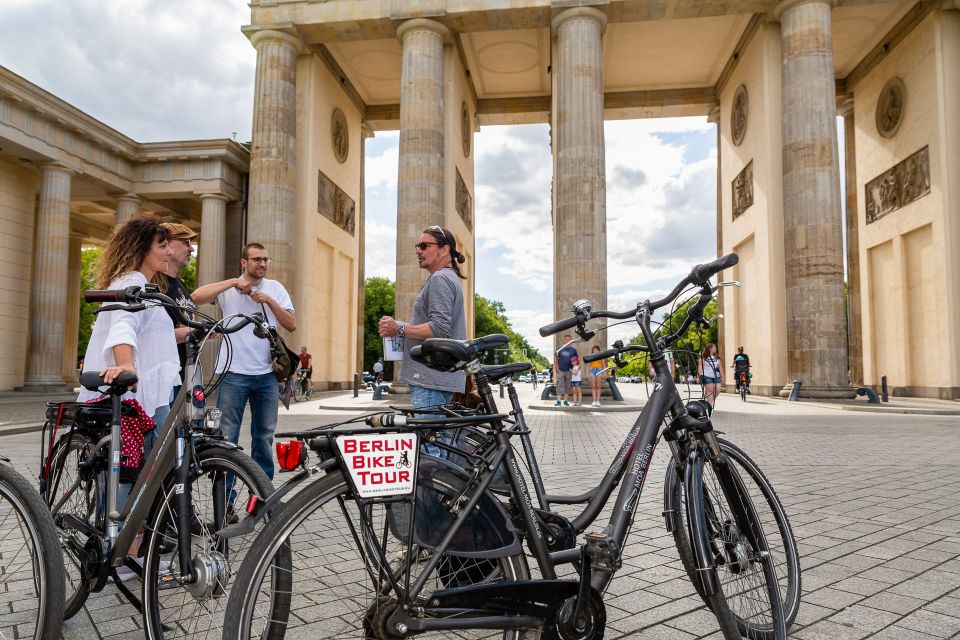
[415,242,440,251]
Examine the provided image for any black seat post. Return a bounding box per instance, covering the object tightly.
[467,360,500,416]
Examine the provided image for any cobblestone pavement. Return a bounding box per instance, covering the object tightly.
[1,385,958,639]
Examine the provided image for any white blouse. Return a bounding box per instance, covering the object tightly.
[77,271,180,418]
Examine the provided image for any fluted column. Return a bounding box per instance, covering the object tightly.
[358,123,373,376]
[551,7,607,351]
[776,0,853,398]
[247,28,303,287]
[62,233,84,385]
[709,104,726,372]
[115,193,141,225]
[395,18,449,328]
[839,98,863,385]
[198,194,228,287]
[23,164,73,390]
[224,200,245,278]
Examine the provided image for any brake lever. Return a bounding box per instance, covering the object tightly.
[95,303,147,314]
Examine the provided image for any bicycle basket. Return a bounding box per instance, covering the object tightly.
[387,456,520,559]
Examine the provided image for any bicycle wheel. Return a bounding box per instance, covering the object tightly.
[667,438,800,634]
[680,447,787,640]
[141,444,285,640]
[741,384,747,402]
[45,431,98,619]
[293,381,303,403]
[0,463,65,640]
[304,383,312,401]
[223,467,537,640]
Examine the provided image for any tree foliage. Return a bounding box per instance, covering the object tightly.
[615,297,719,381]
[77,247,100,362]
[363,277,396,377]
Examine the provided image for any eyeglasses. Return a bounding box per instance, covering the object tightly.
[415,242,440,251]
[245,257,271,264]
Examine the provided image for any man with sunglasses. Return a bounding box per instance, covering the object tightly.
[192,242,296,479]
[379,226,467,455]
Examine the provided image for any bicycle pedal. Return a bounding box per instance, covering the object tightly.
[583,531,622,572]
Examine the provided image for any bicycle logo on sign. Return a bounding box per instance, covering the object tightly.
[395,451,412,469]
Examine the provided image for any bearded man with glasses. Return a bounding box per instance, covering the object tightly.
[192,242,296,479]
[379,226,468,456]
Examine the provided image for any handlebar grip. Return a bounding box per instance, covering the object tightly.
[538,316,581,338]
[83,289,125,303]
[583,348,617,364]
[689,253,739,285]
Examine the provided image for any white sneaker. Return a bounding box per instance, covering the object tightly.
[593,402,600,407]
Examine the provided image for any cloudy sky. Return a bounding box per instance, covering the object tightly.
[1,0,721,356]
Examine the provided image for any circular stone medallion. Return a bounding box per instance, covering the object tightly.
[876,77,905,139]
[731,84,748,146]
[461,102,471,158]
[331,108,349,163]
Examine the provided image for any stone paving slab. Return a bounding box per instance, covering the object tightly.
[0,384,958,639]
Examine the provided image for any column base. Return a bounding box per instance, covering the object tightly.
[388,382,410,395]
[777,383,857,400]
[16,382,76,394]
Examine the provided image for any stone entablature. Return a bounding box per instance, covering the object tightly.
[0,66,249,201]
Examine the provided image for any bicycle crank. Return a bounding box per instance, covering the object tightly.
[553,591,606,640]
[184,550,230,602]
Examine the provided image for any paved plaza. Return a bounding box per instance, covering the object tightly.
[1,384,958,639]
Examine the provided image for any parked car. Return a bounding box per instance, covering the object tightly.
[517,374,531,383]
[362,371,373,383]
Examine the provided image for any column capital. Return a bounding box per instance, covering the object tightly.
[837,96,854,117]
[246,26,304,54]
[199,193,230,203]
[361,121,374,140]
[396,18,451,44]
[770,0,836,22]
[115,192,141,204]
[38,162,73,177]
[707,104,721,124]
[552,6,608,34]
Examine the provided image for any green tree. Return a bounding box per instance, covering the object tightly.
[77,247,101,362]
[474,294,550,370]
[180,256,197,290]
[363,277,395,377]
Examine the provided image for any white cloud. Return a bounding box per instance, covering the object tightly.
[365,132,400,189]
[364,220,397,280]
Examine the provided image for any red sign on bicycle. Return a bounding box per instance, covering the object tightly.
[336,433,418,498]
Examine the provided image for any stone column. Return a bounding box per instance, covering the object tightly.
[551,7,607,352]
[839,98,863,385]
[62,233,84,385]
[708,104,726,377]
[246,28,303,288]
[223,200,245,279]
[775,0,853,398]
[198,194,228,287]
[23,163,73,390]
[393,18,449,385]
[357,124,373,377]
[115,193,141,225]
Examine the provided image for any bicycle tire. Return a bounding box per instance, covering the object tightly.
[667,438,801,634]
[45,430,98,619]
[0,464,66,640]
[741,385,747,402]
[293,382,303,403]
[141,444,287,640]
[680,447,787,640]
[223,467,537,640]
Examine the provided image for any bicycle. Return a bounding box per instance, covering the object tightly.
[0,459,64,640]
[733,365,750,402]
[40,284,290,640]
[292,368,312,402]
[221,254,791,640]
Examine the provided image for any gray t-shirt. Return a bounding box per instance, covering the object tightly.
[400,268,467,393]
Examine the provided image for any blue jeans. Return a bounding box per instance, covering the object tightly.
[410,385,453,458]
[217,372,279,480]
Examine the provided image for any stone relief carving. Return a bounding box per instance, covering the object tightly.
[331,108,349,163]
[731,84,748,146]
[455,168,473,231]
[732,160,753,220]
[461,102,471,158]
[318,169,355,235]
[876,77,905,139]
[865,146,930,224]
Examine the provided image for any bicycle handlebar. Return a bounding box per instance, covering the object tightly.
[84,286,263,335]
[538,316,581,338]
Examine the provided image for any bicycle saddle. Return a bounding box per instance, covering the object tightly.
[411,334,510,372]
[79,370,138,394]
[481,362,531,384]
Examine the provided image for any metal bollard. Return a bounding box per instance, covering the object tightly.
[353,372,359,398]
[881,375,889,402]
[499,382,504,398]
[372,384,386,401]
[606,378,623,401]
[788,379,801,401]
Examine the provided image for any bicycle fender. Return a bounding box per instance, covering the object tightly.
[684,449,722,596]
[216,458,337,539]
[194,437,241,452]
[662,461,682,533]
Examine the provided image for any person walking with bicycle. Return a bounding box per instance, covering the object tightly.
[698,342,723,407]
[378,225,467,456]
[192,242,296,480]
[77,216,179,502]
[298,346,313,396]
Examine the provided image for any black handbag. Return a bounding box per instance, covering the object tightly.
[260,303,299,381]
